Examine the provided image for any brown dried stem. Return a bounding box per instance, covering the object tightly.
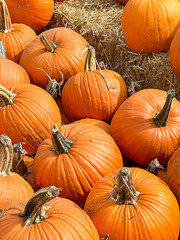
[40,35,58,53]
[0,0,12,33]
[147,159,165,175]
[0,41,5,58]
[0,84,16,106]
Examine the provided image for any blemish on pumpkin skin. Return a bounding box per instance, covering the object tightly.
[16,3,20,8]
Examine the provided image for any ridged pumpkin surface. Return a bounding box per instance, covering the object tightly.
[111,89,180,166]
[170,28,180,78]
[23,156,37,192]
[0,197,99,240]
[6,0,54,31]
[122,0,180,53]
[84,168,179,240]
[33,123,123,205]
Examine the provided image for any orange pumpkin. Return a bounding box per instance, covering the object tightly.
[62,46,127,121]
[0,186,99,240]
[0,0,36,63]
[0,84,61,154]
[84,167,179,240]
[5,0,54,31]
[20,28,88,89]
[0,134,34,211]
[33,123,123,205]
[122,0,180,53]
[170,28,180,78]
[111,89,180,166]
[0,41,30,88]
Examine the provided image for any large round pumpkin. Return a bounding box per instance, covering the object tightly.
[0,134,34,211]
[0,0,37,63]
[0,84,61,154]
[111,89,180,166]
[33,123,123,205]
[5,0,54,31]
[84,167,179,240]
[20,27,88,89]
[122,0,180,53]
[0,186,99,240]
[170,28,180,78]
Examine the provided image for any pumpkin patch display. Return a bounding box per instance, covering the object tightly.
[111,89,180,166]
[5,0,54,31]
[0,186,99,240]
[0,84,61,154]
[84,167,180,240]
[122,0,180,54]
[0,134,34,211]
[20,27,88,89]
[0,0,37,63]
[33,123,123,205]
[170,28,180,78]
[62,45,127,121]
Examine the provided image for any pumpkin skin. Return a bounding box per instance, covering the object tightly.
[0,197,99,240]
[33,123,123,205]
[62,70,127,121]
[84,168,180,240]
[111,89,180,166]
[0,84,61,154]
[170,28,180,78]
[74,118,111,135]
[122,0,180,54]
[167,147,180,205]
[20,27,88,89]
[5,0,54,31]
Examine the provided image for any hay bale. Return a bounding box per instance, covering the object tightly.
[46,0,180,99]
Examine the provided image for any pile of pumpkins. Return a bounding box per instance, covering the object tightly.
[0,0,180,239]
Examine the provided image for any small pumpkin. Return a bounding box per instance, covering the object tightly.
[0,84,61,154]
[0,0,37,63]
[170,28,180,78]
[5,0,54,31]
[62,45,127,121]
[0,186,99,240]
[0,134,34,211]
[20,27,88,89]
[33,123,123,205]
[111,89,180,166]
[84,167,179,240]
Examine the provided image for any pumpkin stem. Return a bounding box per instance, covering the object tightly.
[40,35,58,53]
[0,134,13,177]
[0,84,16,106]
[153,89,175,127]
[13,142,30,178]
[101,234,109,240]
[51,124,74,155]
[0,41,6,58]
[147,159,165,175]
[109,167,141,205]
[18,186,60,226]
[85,45,110,90]
[0,0,12,33]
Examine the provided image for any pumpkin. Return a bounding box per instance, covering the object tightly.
[0,0,37,63]
[33,123,123,205]
[0,84,61,154]
[73,118,111,135]
[84,167,179,240]
[167,147,180,205]
[62,45,127,121]
[111,89,180,166]
[122,0,180,53]
[20,27,88,89]
[170,28,180,78]
[146,159,167,183]
[0,41,30,88]
[0,186,99,240]
[5,0,54,31]
[56,98,72,125]
[0,134,34,211]
[13,143,37,191]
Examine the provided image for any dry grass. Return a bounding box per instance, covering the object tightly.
[45,0,180,99]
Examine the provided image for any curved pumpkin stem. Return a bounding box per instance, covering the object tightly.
[40,35,58,53]
[0,0,12,33]
[109,167,141,205]
[51,124,74,155]
[147,159,165,174]
[153,89,175,127]
[18,186,60,226]
[0,134,13,177]
[0,41,6,58]
[0,84,16,106]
